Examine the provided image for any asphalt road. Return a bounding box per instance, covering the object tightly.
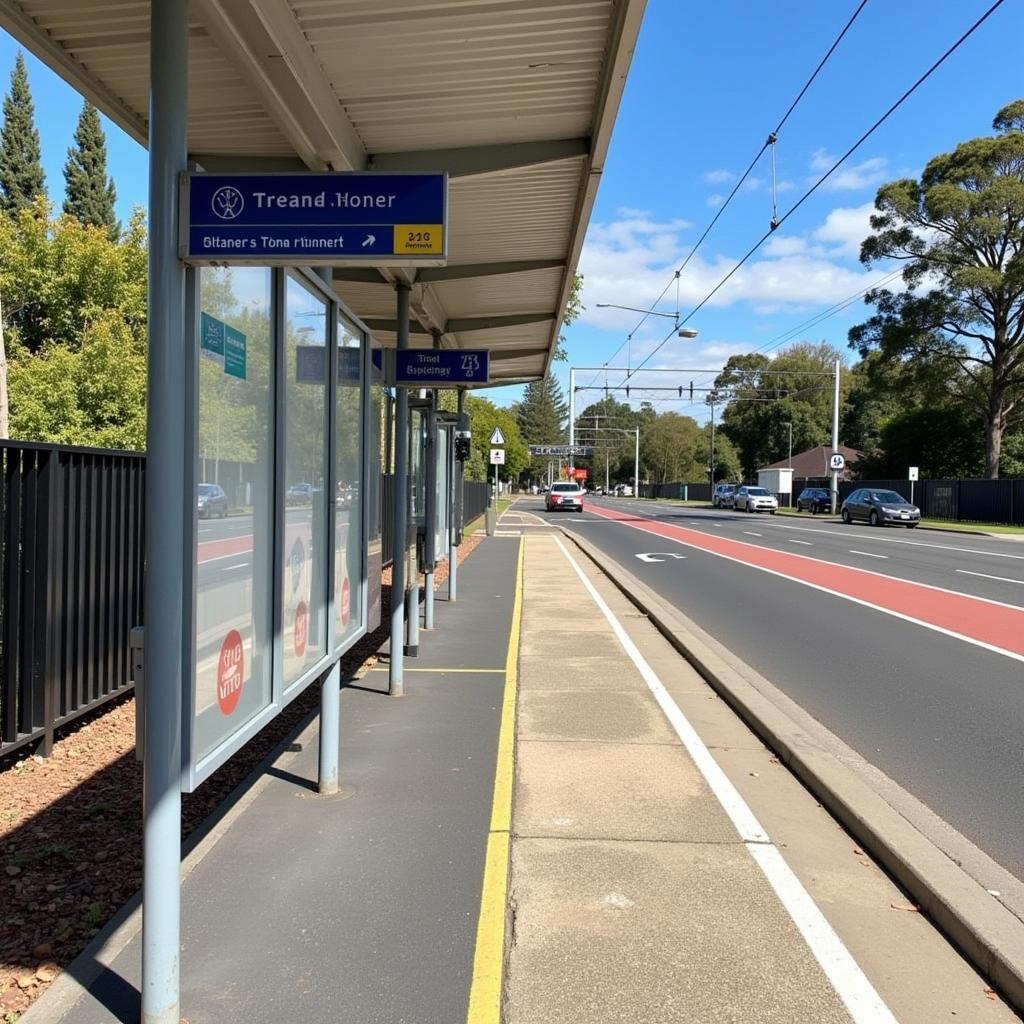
[522,495,1024,882]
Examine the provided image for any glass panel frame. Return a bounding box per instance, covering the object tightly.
[184,264,372,791]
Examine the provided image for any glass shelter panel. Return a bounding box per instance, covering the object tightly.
[194,267,274,764]
[283,274,329,688]
[410,408,426,529]
[335,313,364,648]
[435,424,451,562]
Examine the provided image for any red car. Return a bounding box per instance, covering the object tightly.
[546,482,585,512]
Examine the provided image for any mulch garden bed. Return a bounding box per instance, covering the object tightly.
[0,534,482,1019]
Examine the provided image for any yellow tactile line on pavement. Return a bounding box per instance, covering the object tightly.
[466,535,524,1024]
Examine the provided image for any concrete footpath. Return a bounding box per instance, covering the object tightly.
[500,518,1019,1024]
[25,537,523,1024]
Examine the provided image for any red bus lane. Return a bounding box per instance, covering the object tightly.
[589,504,1024,662]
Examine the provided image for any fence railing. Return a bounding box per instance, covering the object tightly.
[462,480,489,526]
[1,441,145,758]
[638,474,1024,526]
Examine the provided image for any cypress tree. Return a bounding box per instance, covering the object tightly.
[64,100,118,235]
[0,52,46,216]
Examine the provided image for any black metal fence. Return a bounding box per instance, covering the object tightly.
[637,473,1024,526]
[791,476,1024,525]
[462,481,489,526]
[379,475,490,568]
[1,441,145,757]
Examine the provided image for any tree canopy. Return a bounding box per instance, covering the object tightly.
[850,99,1024,478]
[0,53,45,216]
[63,101,118,237]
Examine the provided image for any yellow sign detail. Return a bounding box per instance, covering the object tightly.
[394,224,443,254]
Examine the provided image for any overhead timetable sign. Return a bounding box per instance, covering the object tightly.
[394,349,489,386]
[181,172,447,266]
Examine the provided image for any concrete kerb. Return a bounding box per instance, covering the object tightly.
[558,525,1024,1017]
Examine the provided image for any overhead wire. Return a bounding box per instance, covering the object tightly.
[584,0,871,389]
[621,0,1007,384]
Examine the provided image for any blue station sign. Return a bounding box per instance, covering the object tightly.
[394,349,489,387]
[181,172,447,266]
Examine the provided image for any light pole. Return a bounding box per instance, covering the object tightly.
[830,359,841,514]
[595,303,699,339]
[784,421,792,468]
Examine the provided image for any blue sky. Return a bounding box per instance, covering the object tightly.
[2,1,1022,424]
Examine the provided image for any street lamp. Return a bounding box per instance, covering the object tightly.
[595,303,699,339]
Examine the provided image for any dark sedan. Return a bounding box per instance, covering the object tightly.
[841,488,920,528]
[197,483,228,519]
[795,487,832,514]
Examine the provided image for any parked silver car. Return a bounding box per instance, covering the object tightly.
[734,485,778,514]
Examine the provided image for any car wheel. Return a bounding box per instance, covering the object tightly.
[907,523,918,529]
[869,510,880,527]
[841,508,851,524]
[770,510,776,515]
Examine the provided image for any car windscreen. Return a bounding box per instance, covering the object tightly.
[747,488,770,496]
[551,484,580,492]
[198,485,216,496]
[870,491,906,503]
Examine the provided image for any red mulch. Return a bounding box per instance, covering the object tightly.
[0,535,482,1018]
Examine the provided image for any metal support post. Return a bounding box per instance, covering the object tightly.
[450,388,464,602]
[424,334,441,627]
[142,2,187,1021]
[407,388,421,654]
[317,661,340,794]
[634,427,640,498]
[568,366,576,473]
[390,283,411,695]
[830,358,841,514]
[710,399,716,486]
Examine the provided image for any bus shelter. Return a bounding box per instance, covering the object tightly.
[0,2,646,1021]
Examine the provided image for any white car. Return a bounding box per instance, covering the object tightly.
[734,485,778,514]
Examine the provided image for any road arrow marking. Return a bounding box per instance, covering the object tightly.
[362,234,376,247]
[635,552,687,563]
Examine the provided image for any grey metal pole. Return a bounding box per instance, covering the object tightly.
[318,661,340,794]
[568,366,576,473]
[390,283,411,695]
[710,399,716,486]
[450,388,464,602]
[424,334,440,628]
[634,428,639,499]
[142,1,187,1021]
[830,358,841,514]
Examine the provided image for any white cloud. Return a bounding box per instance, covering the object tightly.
[776,179,795,193]
[742,176,764,192]
[810,149,888,191]
[706,193,725,207]
[577,206,885,333]
[704,169,735,184]
[812,201,875,257]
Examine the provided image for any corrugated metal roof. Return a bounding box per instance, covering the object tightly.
[1,0,647,384]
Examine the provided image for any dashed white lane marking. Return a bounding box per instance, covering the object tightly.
[744,531,762,537]
[770,522,1024,560]
[553,535,898,1024]
[790,539,813,546]
[849,549,888,559]
[223,562,250,571]
[955,568,1024,585]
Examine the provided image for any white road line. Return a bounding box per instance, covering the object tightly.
[789,539,812,546]
[553,535,897,1024]
[956,568,1024,585]
[587,511,1024,663]
[744,531,762,537]
[223,562,250,571]
[849,550,888,560]
[770,522,1024,560]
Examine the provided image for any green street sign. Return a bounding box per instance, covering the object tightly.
[224,324,247,380]
[200,311,224,356]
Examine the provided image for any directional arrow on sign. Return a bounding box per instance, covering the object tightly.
[635,552,687,563]
[362,234,376,247]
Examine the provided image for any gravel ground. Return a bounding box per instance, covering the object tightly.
[0,535,482,1019]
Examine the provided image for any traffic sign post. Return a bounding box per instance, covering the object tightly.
[181,171,448,266]
[909,466,919,505]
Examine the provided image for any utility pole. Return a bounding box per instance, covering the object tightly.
[785,421,792,468]
[830,358,840,514]
[568,366,576,475]
[634,427,640,498]
[709,396,716,486]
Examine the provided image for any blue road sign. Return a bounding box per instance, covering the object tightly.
[182,172,447,265]
[394,349,489,386]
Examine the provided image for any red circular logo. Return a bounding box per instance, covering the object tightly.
[216,630,244,715]
[340,577,351,626]
[294,600,308,658]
